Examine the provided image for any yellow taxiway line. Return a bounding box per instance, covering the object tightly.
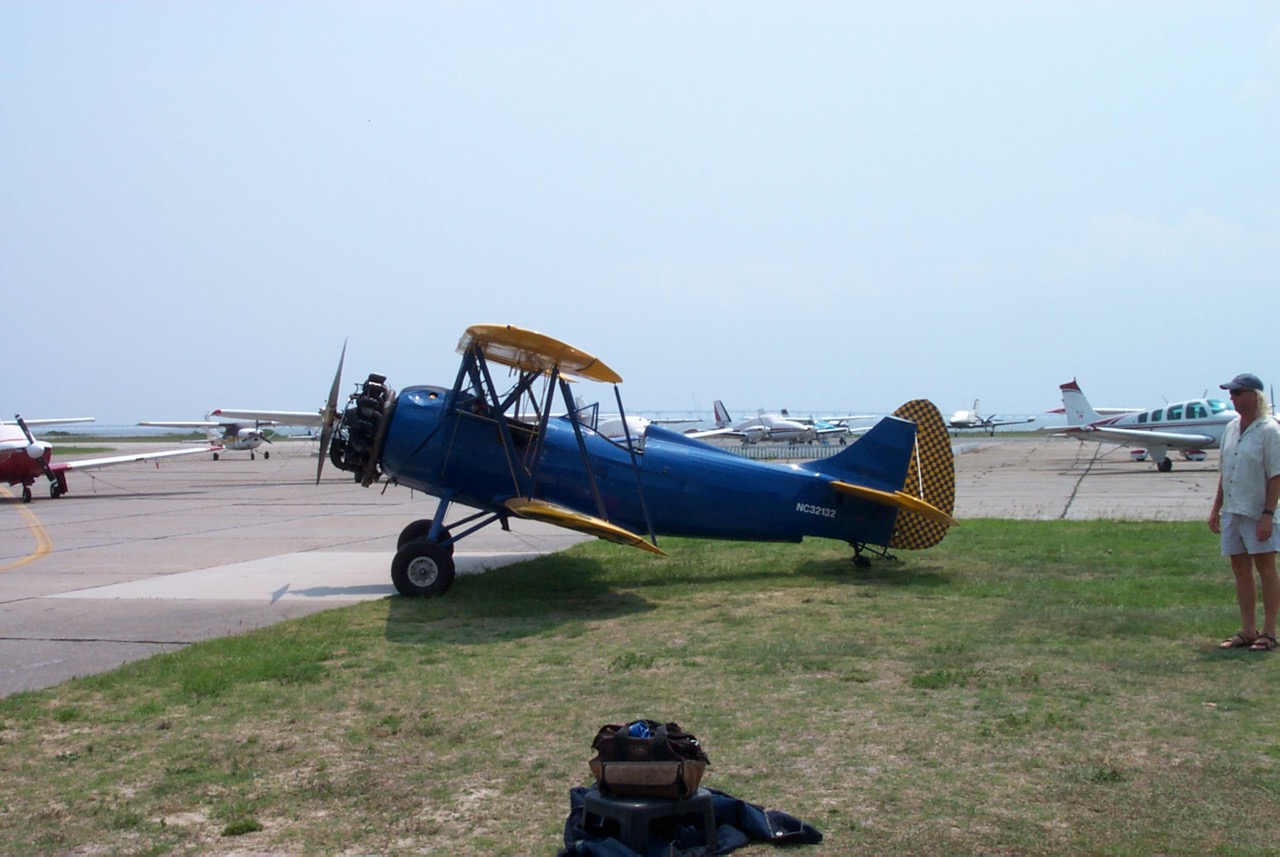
[0,486,53,570]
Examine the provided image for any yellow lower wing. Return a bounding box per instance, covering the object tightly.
[504,498,666,555]
[830,481,959,528]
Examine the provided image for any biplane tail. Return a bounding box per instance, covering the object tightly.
[886,399,956,550]
[803,399,956,550]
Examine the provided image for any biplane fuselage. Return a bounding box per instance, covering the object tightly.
[380,385,910,547]
[318,324,956,597]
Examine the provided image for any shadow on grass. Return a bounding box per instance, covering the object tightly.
[793,557,955,589]
[384,553,655,646]
[383,540,958,647]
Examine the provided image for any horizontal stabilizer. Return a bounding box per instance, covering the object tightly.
[505,497,665,555]
[830,480,959,528]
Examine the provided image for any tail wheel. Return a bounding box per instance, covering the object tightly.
[391,540,456,598]
[397,520,454,554]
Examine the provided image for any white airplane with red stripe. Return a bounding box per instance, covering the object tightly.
[1042,379,1236,472]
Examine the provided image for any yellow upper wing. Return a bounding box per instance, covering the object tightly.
[458,324,622,384]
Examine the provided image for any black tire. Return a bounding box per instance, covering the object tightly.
[391,540,456,597]
[397,520,454,553]
[1158,458,1173,473]
[263,450,270,460]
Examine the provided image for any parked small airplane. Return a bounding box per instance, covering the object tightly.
[140,409,321,460]
[691,401,858,444]
[948,401,1035,436]
[1,416,219,502]
[1041,379,1236,472]
[316,325,958,597]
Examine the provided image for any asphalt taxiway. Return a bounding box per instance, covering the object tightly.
[0,436,1219,697]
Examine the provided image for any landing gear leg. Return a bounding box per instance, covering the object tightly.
[22,484,32,503]
[851,546,871,568]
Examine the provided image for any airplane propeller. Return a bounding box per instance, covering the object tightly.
[316,339,347,484]
[14,415,57,483]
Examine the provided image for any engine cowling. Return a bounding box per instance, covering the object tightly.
[330,374,393,483]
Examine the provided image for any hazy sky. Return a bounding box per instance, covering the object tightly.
[4,2,1278,425]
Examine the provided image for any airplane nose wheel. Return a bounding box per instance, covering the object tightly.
[391,540,456,598]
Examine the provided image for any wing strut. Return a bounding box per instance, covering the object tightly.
[556,376,610,521]
[614,385,658,548]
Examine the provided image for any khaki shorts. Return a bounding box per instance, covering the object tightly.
[1221,512,1280,556]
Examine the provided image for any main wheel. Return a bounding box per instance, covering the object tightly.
[391,540,456,597]
[397,520,454,553]
[1158,458,1173,473]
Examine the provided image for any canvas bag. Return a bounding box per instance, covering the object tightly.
[588,720,709,800]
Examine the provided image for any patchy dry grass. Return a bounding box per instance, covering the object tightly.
[2,521,1279,855]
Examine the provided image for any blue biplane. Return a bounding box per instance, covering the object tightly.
[317,324,958,597]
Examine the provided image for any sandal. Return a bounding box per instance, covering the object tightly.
[1220,631,1258,649]
[1250,633,1278,652]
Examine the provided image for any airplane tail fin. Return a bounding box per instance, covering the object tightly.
[1060,379,1101,426]
[713,400,731,427]
[802,399,956,550]
[886,399,956,550]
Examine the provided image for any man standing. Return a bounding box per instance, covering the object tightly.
[1210,373,1280,651]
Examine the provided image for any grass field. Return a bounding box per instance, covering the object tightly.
[2,520,1278,855]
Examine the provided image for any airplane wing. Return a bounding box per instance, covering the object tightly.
[209,409,322,426]
[683,427,739,440]
[52,445,221,473]
[2,418,95,428]
[504,497,665,555]
[1046,407,1142,416]
[459,324,622,383]
[1042,425,1217,448]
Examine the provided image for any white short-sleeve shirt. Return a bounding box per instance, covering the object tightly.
[1219,416,1280,518]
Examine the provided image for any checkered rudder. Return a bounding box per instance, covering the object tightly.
[889,399,956,550]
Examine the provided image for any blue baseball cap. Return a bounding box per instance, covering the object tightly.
[1221,373,1264,393]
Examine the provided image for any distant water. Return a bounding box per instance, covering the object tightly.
[40,424,176,437]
